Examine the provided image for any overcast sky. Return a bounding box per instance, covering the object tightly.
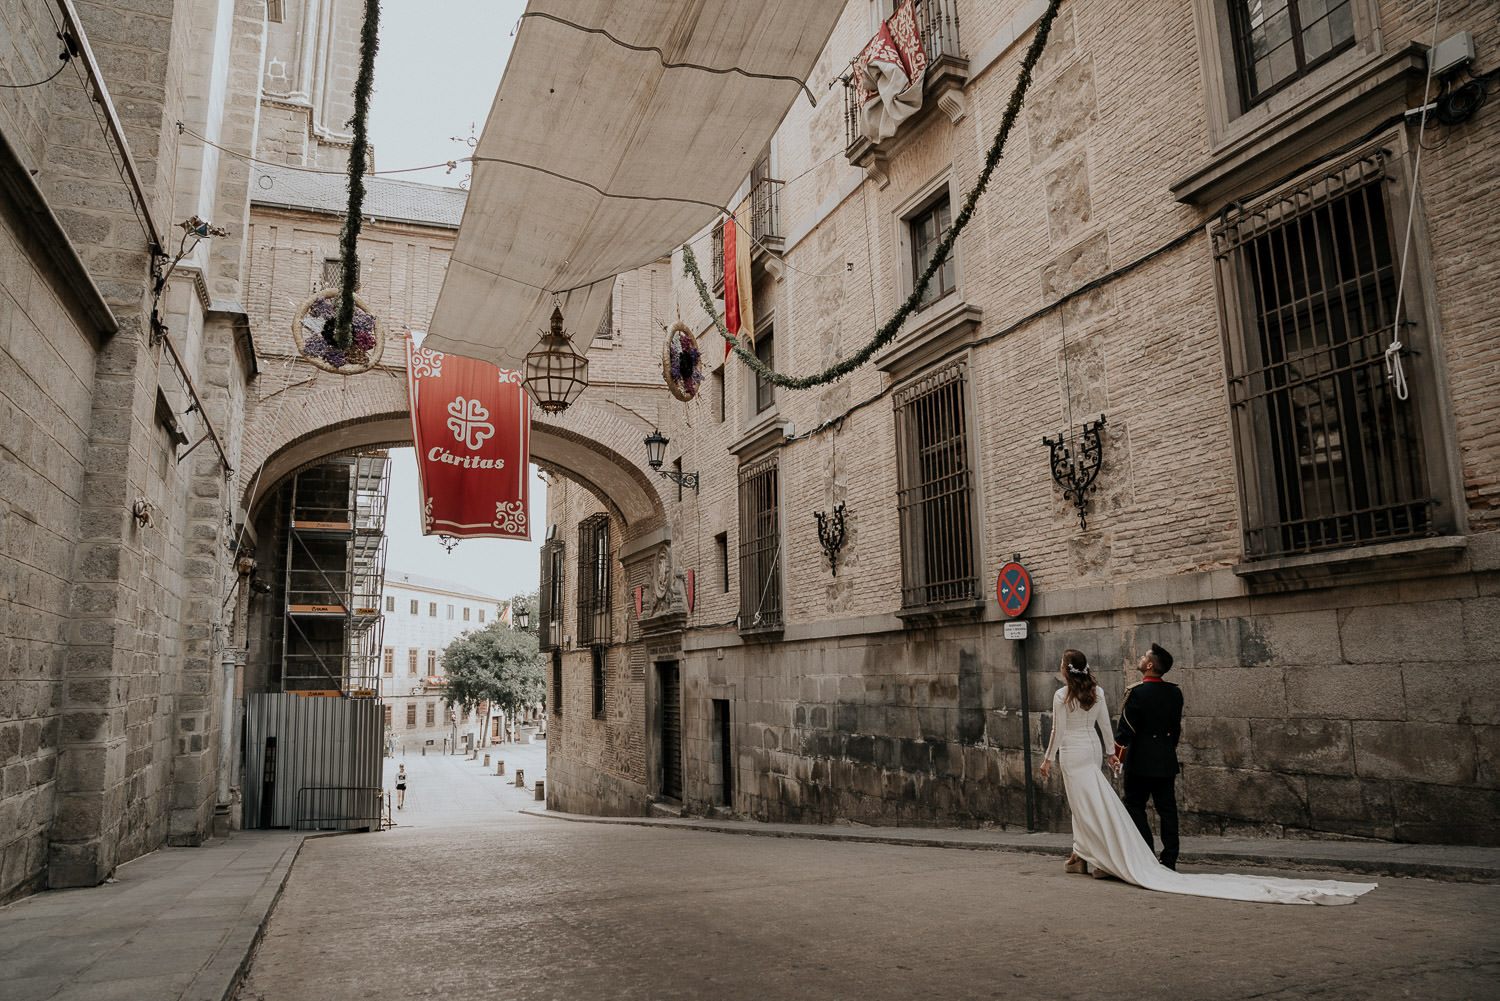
[367,0,539,602]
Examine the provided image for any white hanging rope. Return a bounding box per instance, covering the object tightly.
[1388,0,1445,403]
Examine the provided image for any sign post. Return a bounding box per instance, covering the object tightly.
[997,560,1036,833]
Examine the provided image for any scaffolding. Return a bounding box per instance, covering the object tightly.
[280,454,391,695]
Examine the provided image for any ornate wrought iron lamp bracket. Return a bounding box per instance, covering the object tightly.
[815,501,847,575]
[1042,414,1106,530]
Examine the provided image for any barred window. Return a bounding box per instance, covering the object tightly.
[894,360,977,608]
[592,647,606,719]
[552,650,563,715]
[539,541,565,651]
[577,515,611,647]
[711,220,726,295]
[1229,0,1355,108]
[737,454,782,629]
[321,257,362,290]
[1213,149,1437,559]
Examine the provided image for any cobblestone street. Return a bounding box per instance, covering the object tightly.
[236,748,1500,1001]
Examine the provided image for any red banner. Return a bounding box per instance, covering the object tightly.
[406,335,530,540]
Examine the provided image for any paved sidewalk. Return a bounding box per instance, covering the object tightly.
[525,810,1500,883]
[0,830,304,1001]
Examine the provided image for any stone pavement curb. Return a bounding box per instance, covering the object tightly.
[520,809,1500,884]
[187,833,307,1001]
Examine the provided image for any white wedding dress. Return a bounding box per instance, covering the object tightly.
[1044,685,1377,905]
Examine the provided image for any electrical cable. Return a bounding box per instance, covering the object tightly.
[0,46,69,88]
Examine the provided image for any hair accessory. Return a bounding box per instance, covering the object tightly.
[1066,664,1089,675]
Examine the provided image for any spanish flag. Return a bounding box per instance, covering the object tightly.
[722,201,754,357]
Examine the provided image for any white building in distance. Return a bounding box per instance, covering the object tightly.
[380,571,507,752]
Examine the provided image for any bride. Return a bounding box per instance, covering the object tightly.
[1039,649,1376,906]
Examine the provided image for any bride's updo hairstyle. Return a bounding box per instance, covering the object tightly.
[1061,649,1099,710]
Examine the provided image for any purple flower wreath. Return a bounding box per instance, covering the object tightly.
[301,293,378,370]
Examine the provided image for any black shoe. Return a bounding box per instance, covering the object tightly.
[1159,856,1176,871]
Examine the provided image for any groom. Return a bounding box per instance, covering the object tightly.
[1114,643,1183,870]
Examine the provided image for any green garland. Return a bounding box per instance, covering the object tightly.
[685,0,1064,391]
[331,0,381,351]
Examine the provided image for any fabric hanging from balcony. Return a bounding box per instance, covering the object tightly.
[854,0,928,143]
[406,335,531,541]
[424,0,847,370]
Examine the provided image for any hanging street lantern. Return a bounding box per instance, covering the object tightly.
[515,606,531,630]
[522,306,589,413]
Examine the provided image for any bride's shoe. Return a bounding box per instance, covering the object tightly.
[1064,854,1089,875]
[1091,866,1117,880]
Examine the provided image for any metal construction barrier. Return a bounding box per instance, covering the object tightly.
[244,693,383,829]
[294,785,382,831]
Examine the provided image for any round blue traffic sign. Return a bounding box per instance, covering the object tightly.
[996,562,1031,617]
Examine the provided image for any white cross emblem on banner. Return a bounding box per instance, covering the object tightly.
[445,396,494,450]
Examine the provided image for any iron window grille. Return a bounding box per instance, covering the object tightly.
[320,256,363,291]
[577,514,612,647]
[551,651,563,715]
[538,541,565,651]
[894,360,977,608]
[596,286,614,340]
[910,193,956,307]
[1228,0,1355,109]
[1213,149,1436,560]
[754,330,775,414]
[737,454,783,629]
[592,647,606,719]
[711,220,726,295]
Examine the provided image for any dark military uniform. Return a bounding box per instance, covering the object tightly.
[1114,677,1183,868]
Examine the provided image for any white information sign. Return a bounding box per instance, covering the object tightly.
[1004,620,1028,640]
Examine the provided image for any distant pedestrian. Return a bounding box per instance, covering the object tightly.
[1114,643,1183,869]
[396,764,407,809]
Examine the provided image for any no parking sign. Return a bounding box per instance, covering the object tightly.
[996,561,1031,618]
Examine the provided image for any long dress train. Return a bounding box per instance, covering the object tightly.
[1043,685,1376,906]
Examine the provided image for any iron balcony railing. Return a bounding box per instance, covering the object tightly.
[737,454,782,630]
[750,176,783,245]
[711,220,726,294]
[842,0,963,153]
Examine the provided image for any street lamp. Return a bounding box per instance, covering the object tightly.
[516,606,530,629]
[643,430,699,493]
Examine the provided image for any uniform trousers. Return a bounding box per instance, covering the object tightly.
[1123,770,1179,867]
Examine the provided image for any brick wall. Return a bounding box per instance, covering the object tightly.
[542,1,1500,843]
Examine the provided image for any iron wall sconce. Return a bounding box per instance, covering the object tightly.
[815,501,847,575]
[643,430,699,493]
[1043,413,1106,530]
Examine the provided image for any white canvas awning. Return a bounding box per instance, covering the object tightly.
[423,0,848,370]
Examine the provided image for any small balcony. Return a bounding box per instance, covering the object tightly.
[749,175,784,254]
[842,0,969,184]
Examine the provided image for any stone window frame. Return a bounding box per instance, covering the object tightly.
[407,648,419,676]
[382,648,393,675]
[1189,0,1381,148]
[891,356,984,620]
[752,326,776,416]
[1227,0,1358,109]
[1210,137,1464,586]
[405,703,417,728]
[894,170,964,316]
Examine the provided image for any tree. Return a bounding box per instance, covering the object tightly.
[440,620,544,743]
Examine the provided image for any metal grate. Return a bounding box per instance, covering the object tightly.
[538,541,564,651]
[711,220,726,295]
[1214,150,1434,559]
[659,662,683,800]
[750,151,783,245]
[737,454,782,629]
[577,514,611,646]
[596,286,614,340]
[894,360,976,608]
[592,647,606,719]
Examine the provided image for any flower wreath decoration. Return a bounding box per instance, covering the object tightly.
[662,321,703,401]
[292,288,385,374]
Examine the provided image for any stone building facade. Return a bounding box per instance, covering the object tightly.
[542,0,1500,845]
